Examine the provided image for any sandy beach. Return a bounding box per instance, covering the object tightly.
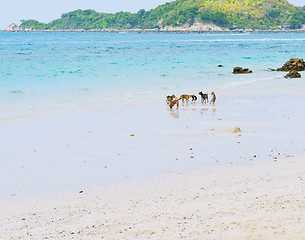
[1,155,305,239]
[1,90,304,199]
[1,32,305,239]
[1,90,305,239]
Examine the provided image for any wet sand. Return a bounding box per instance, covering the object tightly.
[1,91,305,199]
[0,90,305,238]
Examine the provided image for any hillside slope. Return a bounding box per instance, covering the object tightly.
[20,0,305,30]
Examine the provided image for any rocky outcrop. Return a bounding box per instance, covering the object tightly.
[272,58,305,71]
[233,67,253,74]
[161,22,226,32]
[4,23,22,32]
[284,70,301,78]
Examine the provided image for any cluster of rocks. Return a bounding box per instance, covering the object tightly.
[233,67,253,74]
[284,70,301,79]
[230,59,303,79]
[270,58,304,78]
[161,22,225,32]
[273,58,305,72]
[3,22,305,34]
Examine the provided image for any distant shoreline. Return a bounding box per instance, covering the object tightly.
[2,28,305,34]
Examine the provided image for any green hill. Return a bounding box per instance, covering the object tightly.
[20,0,305,30]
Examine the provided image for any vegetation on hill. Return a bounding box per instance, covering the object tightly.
[20,0,305,30]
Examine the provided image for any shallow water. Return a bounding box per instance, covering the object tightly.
[1,33,305,117]
[0,33,305,200]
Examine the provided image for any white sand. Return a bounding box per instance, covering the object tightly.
[1,92,305,239]
[1,156,305,239]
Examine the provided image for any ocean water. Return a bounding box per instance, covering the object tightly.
[1,33,305,199]
[1,32,305,118]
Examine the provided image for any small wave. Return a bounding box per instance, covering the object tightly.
[160,74,168,77]
[133,91,153,96]
[223,76,273,88]
[8,90,25,94]
[159,86,173,90]
[103,97,129,102]
[77,88,92,91]
[168,38,305,43]
[94,37,305,45]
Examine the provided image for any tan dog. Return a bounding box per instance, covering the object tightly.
[210,92,216,105]
[169,99,179,109]
[166,94,176,104]
[179,94,193,103]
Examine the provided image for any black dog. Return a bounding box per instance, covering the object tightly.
[199,91,208,104]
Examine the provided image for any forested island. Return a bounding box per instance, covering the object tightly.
[4,0,305,32]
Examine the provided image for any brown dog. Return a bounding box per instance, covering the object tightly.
[169,99,179,109]
[210,92,216,105]
[179,94,193,103]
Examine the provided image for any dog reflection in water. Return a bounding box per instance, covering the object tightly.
[169,109,179,119]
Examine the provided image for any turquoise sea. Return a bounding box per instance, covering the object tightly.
[1,33,305,118]
[1,32,305,199]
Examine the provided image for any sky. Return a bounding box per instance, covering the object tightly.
[1,0,304,30]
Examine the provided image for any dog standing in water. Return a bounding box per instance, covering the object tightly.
[199,91,208,104]
[191,95,197,103]
[166,94,176,104]
[210,92,216,105]
[179,94,193,103]
[169,99,179,109]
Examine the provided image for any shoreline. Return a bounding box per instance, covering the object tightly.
[1,155,305,239]
[1,90,305,200]
[2,28,305,34]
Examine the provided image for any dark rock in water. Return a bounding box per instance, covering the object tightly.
[233,67,253,74]
[274,58,305,72]
[218,65,223,67]
[284,70,301,79]
[233,67,242,72]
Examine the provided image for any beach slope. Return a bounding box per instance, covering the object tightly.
[1,156,305,239]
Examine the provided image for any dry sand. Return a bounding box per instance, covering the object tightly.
[1,156,305,239]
